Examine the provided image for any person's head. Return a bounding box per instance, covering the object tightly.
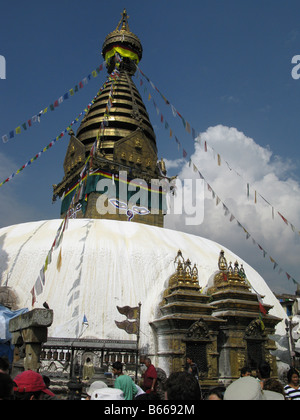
[144,358,151,368]
[112,361,123,376]
[165,371,201,400]
[224,376,284,400]
[263,378,285,396]
[0,357,10,374]
[257,361,271,380]
[287,368,299,386]
[86,380,108,400]
[225,377,262,400]
[240,366,251,377]
[0,373,15,400]
[207,386,225,400]
[186,357,193,365]
[13,370,55,400]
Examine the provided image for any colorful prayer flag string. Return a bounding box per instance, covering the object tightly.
[139,80,299,286]
[1,63,105,145]
[136,64,300,240]
[0,95,101,188]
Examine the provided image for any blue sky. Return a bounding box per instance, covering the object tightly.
[0,0,300,294]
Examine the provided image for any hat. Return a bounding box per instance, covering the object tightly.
[13,370,55,397]
[86,380,108,396]
[91,387,124,400]
[224,377,263,400]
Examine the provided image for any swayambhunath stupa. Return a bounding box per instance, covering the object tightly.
[0,8,298,399]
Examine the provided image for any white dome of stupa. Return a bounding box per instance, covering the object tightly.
[0,218,287,354]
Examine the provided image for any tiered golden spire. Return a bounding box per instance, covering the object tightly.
[214,250,250,290]
[169,250,200,288]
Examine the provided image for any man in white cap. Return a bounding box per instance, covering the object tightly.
[91,388,124,400]
[85,380,108,400]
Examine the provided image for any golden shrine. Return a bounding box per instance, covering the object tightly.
[152,250,281,387]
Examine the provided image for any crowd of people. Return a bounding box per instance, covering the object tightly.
[1,355,300,401]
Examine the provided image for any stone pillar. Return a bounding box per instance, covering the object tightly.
[9,309,53,372]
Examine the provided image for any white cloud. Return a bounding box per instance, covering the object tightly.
[165,125,300,294]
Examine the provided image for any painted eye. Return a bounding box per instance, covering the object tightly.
[132,206,150,215]
[109,198,128,210]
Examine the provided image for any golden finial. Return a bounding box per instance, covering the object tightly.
[218,250,228,271]
[116,9,130,32]
[192,264,199,284]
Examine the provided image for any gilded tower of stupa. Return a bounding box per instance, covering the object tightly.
[53,10,167,227]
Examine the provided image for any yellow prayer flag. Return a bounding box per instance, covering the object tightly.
[15,127,21,134]
[186,121,191,134]
[69,88,74,96]
[92,70,97,78]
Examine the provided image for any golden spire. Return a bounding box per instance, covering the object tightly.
[218,250,228,271]
[102,9,143,73]
[115,9,130,32]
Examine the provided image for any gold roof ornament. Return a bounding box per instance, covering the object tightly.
[169,251,201,289]
[211,250,251,292]
[218,250,228,271]
[102,9,143,74]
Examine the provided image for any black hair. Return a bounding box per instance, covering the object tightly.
[112,361,123,372]
[0,373,14,400]
[287,367,299,384]
[258,361,271,379]
[0,357,9,373]
[240,366,251,376]
[207,386,226,400]
[165,371,201,401]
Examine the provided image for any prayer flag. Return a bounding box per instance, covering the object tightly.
[83,314,89,326]
[117,306,140,320]
[2,135,8,143]
[186,121,191,134]
[257,294,267,316]
[115,320,138,335]
[15,127,21,134]
[278,212,288,225]
[31,287,36,307]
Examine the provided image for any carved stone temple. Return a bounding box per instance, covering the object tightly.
[152,250,281,387]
